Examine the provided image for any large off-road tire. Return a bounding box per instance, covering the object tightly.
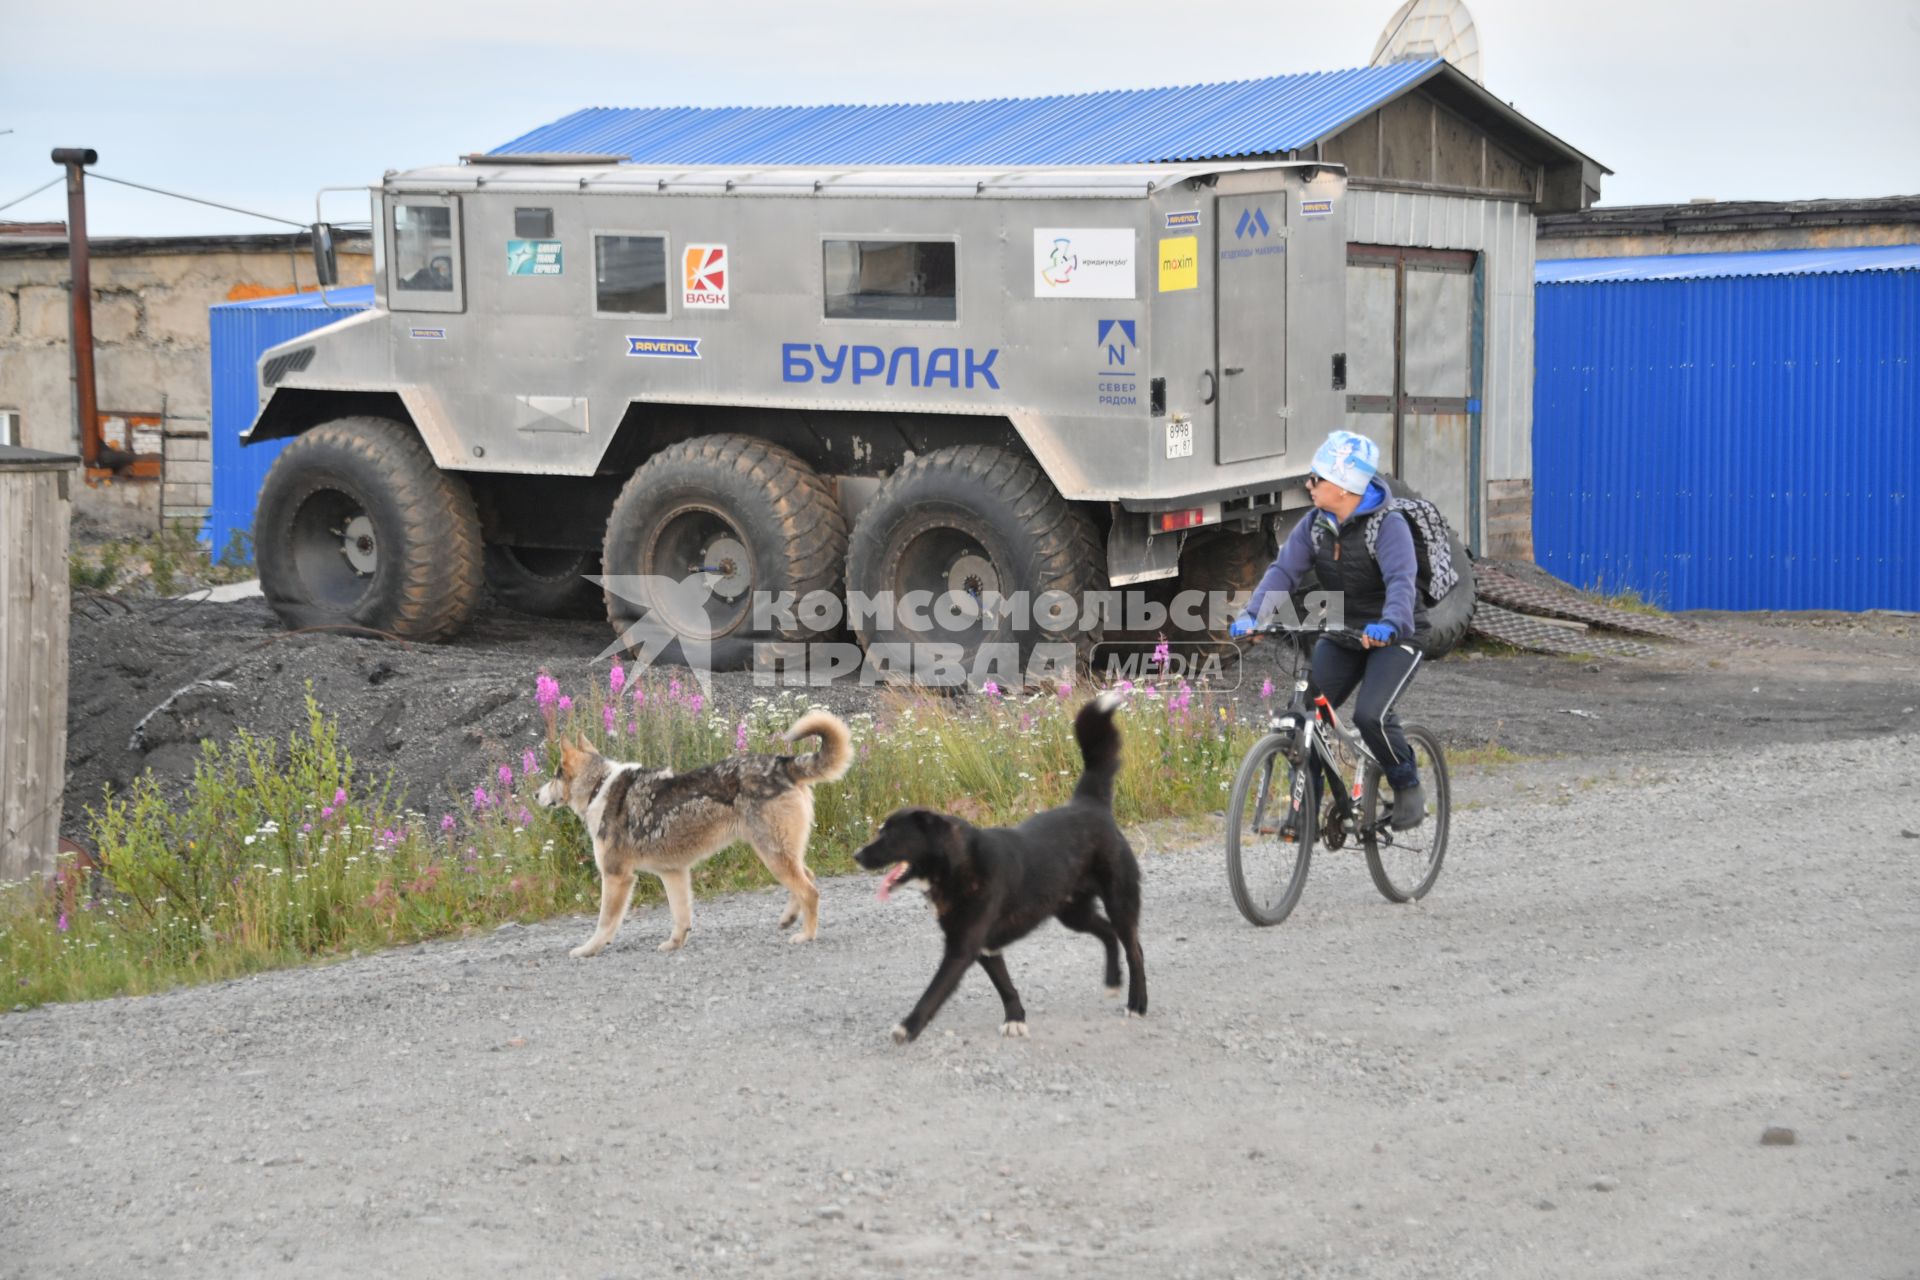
[483,545,604,619]
[601,435,847,672]
[845,445,1100,684]
[254,416,483,641]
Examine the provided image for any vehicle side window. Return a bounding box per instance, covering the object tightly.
[394,205,455,293]
[823,240,957,321]
[595,235,668,315]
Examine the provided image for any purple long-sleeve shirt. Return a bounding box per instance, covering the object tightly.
[1246,479,1418,639]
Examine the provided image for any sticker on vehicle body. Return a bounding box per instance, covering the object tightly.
[507,240,563,275]
[626,336,702,359]
[408,327,447,340]
[1165,210,1201,230]
[1158,236,1197,292]
[1034,228,1135,299]
[1096,319,1139,410]
[682,244,728,309]
[1299,198,1334,218]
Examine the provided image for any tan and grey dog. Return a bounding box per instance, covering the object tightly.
[535,711,851,956]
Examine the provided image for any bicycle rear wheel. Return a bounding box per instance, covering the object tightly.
[1226,732,1316,926]
[1361,723,1449,902]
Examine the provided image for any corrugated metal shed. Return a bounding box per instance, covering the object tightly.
[491,62,1444,165]
[1533,247,1918,611]
[206,288,373,556]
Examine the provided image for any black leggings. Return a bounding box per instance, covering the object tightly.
[1309,639,1423,791]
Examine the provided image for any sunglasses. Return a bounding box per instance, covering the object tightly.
[1304,473,1322,488]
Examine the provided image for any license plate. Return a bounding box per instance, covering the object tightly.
[1165,421,1193,459]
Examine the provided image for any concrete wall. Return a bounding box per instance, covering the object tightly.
[0,244,372,534]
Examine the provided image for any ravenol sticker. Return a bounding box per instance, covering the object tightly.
[408,327,447,340]
[507,239,563,275]
[682,244,729,309]
[1158,236,1198,293]
[626,336,702,359]
[1165,210,1201,230]
[1299,198,1334,218]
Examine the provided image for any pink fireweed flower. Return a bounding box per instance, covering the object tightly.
[982,681,1001,699]
[668,676,681,700]
[333,787,347,805]
[498,764,513,791]
[627,719,639,737]
[440,813,455,833]
[1057,682,1073,699]
[632,684,646,707]
[1152,640,1171,668]
[609,662,626,696]
[1261,678,1275,700]
[687,693,704,715]
[603,704,617,733]
[305,820,317,832]
[735,721,749,752]
[522,749,538,777]
[535,672,559,710]
[319,806,334,820]
[57,911,69,933]
[472,786,490,811]
[557,695,572,713]
[517,807,531,828]
[1118,679,1135,694]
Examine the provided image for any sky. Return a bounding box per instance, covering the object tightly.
[2,0,1917,237]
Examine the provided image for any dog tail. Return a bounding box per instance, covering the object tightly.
[783,711,853,786]
[1072,691,1124,808]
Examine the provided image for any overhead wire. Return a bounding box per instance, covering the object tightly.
[0,175,63,213]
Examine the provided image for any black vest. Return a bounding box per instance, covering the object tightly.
[1310,509,1429,646]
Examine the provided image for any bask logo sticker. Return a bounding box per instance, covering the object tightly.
[683,244,729,309]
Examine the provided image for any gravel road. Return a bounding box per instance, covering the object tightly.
[6,724,1917,1277]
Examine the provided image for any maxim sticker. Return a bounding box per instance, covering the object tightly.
[1158,236,1198,292]
[682,244,729,309]
[1033,228,1136,299]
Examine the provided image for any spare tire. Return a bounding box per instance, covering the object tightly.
[1379,475,1475,659]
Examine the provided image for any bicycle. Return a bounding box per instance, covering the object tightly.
[1225,624,1450,926]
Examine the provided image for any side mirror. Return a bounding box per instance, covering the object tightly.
[310,223,338,287]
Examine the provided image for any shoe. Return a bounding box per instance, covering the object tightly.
[1255,806,1302,841]
[1389,782,1426,831]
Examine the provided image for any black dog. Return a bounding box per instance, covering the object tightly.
[853,692,1147,1043]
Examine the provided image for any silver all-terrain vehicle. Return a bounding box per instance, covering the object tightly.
[250,159,1349,667]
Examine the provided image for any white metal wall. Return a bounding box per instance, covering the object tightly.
[1344,188,1538,536]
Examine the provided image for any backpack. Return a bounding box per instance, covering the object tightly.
[1304,481,1476,655]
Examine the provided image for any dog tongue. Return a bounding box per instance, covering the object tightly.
[876,862,908,902]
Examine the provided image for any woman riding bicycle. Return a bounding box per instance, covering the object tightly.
[1230,430,1427,830]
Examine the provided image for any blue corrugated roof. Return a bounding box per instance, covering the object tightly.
[490,62,1444,166]
[1536,245,1920,285]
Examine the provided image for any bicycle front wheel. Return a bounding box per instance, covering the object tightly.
[1226,732,1316,926]
[1361,723,1449,902]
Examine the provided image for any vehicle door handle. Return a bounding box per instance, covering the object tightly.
[1222,367,1245,376]
[1199,370,1216,405]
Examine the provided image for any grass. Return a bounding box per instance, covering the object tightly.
[69,523,254,595]
[1447,742,1534,768]
[2,669,1260,1008]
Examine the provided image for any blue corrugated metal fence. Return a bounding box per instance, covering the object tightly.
[206,287,373,556]
[1533,248,1917,611]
